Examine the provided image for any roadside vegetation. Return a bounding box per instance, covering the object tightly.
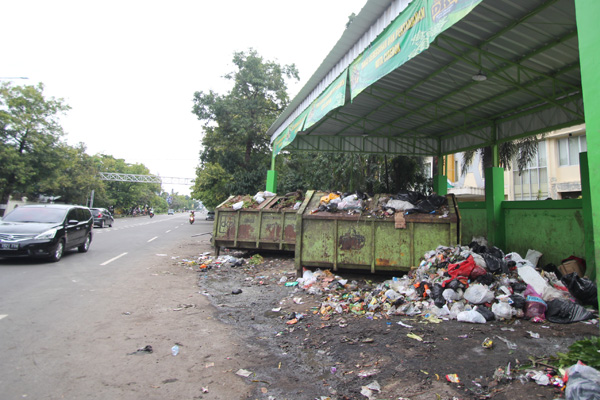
[0,82,193,216]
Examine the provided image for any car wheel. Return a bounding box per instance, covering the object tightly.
[49,240,65,262]
[100,219,104,228]
[78,234,91,253]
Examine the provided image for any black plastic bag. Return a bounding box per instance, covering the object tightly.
[511,282,528,293]
[482,253,507,274]
[545,299,595,324]
[561,272,598,306]
[431,283,446,308]
[475,306,495,321]
[509,294,526,309]
[396,190,425,204]
[427,194,448,208]
[475,273,495,286]
[487,246,505,260]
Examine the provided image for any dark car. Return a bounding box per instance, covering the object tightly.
[90,207,114,228]
[205,211,215,221]
[0,204,93,262]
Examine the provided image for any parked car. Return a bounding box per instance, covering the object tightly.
[90,207,114,228]
[0,204,93,262]
[168,209,174,215]
[205,211,215,221]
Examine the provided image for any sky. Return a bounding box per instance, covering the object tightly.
[1,0,367,196]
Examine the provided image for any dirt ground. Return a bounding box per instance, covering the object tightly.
[182,242,599,400]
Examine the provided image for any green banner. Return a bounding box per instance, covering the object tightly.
[304,70,348,130]
[272,107,309,157]
[350,0,482,99]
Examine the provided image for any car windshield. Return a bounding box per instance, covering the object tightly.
[2,207,67,223]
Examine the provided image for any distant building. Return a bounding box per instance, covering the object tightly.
[446,124,586,201]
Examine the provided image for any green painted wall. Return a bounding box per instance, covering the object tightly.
[458,202,487,244]
[504,205,585,269]
[458,199,586,270]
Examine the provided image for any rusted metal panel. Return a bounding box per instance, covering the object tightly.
[296,191,460,274]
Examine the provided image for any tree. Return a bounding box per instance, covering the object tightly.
[191,49,299,205]
[191,163,232,210]
[461,136,541,177]
[0,82,71,216]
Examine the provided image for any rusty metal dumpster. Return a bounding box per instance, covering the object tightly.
[213,195,298,255]
[295,190,461,274]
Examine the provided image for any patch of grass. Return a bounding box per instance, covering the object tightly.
[554,337,600,370]
[248,254,264,265]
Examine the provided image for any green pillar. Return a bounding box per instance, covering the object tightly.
[266,170,278,193]
[433,156,448,195]
[485,167,505,250]
[575,0,600,309]
[580,152,596,280]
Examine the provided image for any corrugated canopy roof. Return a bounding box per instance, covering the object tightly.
[268,0,583,157]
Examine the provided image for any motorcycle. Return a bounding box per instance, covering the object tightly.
[189,213,195,224]
[149,211,154,218]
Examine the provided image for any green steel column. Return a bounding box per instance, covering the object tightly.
[580,152,596,280]
[485,167,505,250]
[433,156,448,195]
[266,170,278,193]
[575,0,600,309]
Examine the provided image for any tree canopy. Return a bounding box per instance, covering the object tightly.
[191,49,299,207]
[0,82,184,216]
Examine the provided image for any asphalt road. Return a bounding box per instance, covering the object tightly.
[0,212,224,400]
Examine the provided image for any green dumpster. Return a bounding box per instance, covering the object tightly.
[295,190,461,274]
[213,195,299,256]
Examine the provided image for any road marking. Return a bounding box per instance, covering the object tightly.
[148,236,158,243]
[166,230,172,233]
[0,314,7,321]
[100,252,128,266]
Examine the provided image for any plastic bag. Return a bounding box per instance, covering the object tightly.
[431,283,446,308]
[525,249,543,267]
[509,294,526,309]
[475,306,495,321]
[518,265,550,295]
[562,272,598,306]
[457,309,486,324]
[482,253,507,274]
[524,285,547,320]
[232,201,244,210]
[395,190,425,204]
[442,288,461,302]
[566,363,600,400]
[385,199,414,211]
[492,302,514,320]
[545,299,594,324]
[464,284,495,305]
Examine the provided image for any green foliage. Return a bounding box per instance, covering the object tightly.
[276,152,430,195]
[0,82,70,213]
[191,163,233,210]
[554,337,600,370]
[192,49,298,204]
[248,254,264,265]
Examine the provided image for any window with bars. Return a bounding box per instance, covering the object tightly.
[558,135,587,166]
[512,141,548,200]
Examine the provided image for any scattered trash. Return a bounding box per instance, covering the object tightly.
[232,288,243,295]
[128,345,153,355]
[482,337,493,349]
[236,369,253,378]
[446,374,460,383]
[495,335,518,350]
[527,331,540,339]
[171,345,179,356]
[360,380,381,399]
[565,362,600,400]
[407,332,423,341]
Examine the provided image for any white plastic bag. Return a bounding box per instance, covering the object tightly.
[464,284,495,304]
[525,249,543,267]
[457,309,487,324]
[492,302,514,320]
[232,201,244,210]
[385,199,414,211]
[518,265,550,295]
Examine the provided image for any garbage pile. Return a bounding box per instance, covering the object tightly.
[311,190,450,218]
[293,238,597,325]
[219,190,304,211]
